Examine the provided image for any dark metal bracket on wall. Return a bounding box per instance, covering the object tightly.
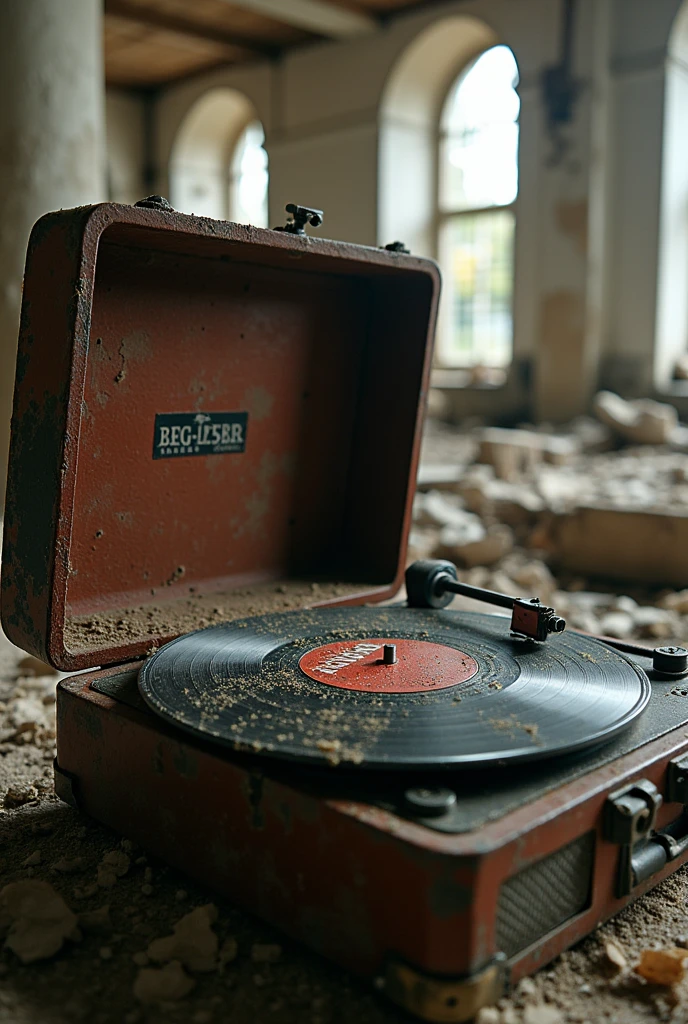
[541,0,583,166]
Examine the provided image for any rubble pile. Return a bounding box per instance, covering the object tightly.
[414,392,688,644]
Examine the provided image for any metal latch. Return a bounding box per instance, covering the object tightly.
[604,779,663,897]
[604,771,688,897]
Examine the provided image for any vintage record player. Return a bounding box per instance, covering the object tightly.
[4,199,688,1023]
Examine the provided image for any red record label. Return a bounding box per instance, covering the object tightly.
[298,638,478,693]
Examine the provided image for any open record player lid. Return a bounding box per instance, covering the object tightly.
[1,202,439,670]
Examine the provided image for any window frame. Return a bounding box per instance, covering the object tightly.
[434,46,519,372]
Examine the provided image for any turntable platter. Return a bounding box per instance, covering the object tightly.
[138,607,650,769]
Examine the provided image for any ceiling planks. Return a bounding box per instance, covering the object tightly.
[215,0,377,38]
[104,0,430,88]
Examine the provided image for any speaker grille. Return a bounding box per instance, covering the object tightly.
[496,832,595,958]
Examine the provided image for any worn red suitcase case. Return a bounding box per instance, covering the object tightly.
[4,199,688,1023]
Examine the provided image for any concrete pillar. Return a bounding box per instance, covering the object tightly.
[532,0,612,423]
[0,0,106,500]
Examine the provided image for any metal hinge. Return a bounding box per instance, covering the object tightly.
[53,759,81,810]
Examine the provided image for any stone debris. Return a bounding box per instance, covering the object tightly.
[414,414,688,614]
[478,428,549,480]
[593,390,678,445]
[0,880,80,963]
[602,939,627,972]
[660,589,688,614]
[97,850,130,887]
[635,947,688,986]
[513,977,538,1005]
[22,850,41,868]
[133,960,196,1004]
[4,784,39,809]
[435,522,513,568]
[147,904,219,972]
[599,611,635,640]
[476,1008,501,1024]
[522,1005,563,1024]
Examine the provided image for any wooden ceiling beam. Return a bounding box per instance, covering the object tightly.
[216,0,377,39]
[104,0,282,58]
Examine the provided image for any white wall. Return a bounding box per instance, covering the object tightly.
[106,89,146,205]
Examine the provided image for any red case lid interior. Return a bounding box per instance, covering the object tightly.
[1,205,439,670]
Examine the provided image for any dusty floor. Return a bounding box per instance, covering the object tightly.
[2,420,688,1023]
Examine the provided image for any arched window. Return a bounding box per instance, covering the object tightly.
[169,88,268,227]
[437,45,519,368]
[230,121,269,229]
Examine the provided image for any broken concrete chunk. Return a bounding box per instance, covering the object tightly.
[659,589,688,615]
[593,391,678,445]
[631,606,677,639]
[4,784,38,809]
[435,523,513,569]
[635,947,688,986]
[505,560,557,606]
[133,960,196,1004]
[488,481,546,525]
[413,491,473,531]
[600,612,635,640]
[0,880,79,963]
[97,850,130,887]
[540,434,581,466]
[6,697,53,735]
[147,904,218,973]
[568,416,614,452]
[523,1005,563,1024]
[416,464,463,492]
[514,977,538,1004]
[478,428,543,481]
[456,464,496,514]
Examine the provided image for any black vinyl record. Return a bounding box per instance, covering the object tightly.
[138,607,650,770]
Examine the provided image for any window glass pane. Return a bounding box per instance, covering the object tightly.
[440,45,519,212]
[230,121,269,228]
[438,208,514,367]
